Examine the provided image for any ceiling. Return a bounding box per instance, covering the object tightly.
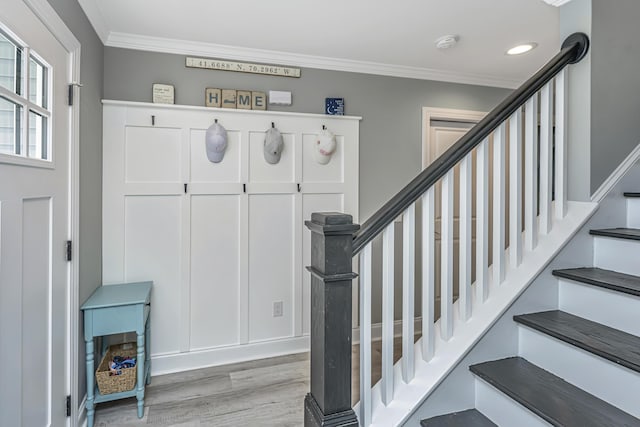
[78,0,562,88]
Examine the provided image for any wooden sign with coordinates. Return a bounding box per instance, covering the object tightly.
[186,57,301,78]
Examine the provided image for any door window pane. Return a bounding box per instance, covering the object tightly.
[0,96,22,155]
[28,110,47,159]
[0,30,22,95]
[29,56,47,108]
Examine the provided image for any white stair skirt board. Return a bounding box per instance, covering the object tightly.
[474,378,551,427]
[362,201,596,426]
[627,198,640,228]
[559,279,640,337]
[593,237,640,277]
[518,326,640,418]
[590,143,640,203]
[151,336,309,376]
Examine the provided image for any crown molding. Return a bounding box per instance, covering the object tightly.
[105,32,521,89]
[76,0,109,43]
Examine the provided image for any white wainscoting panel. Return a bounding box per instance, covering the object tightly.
[190,195,241,350]
[102,100,359,372]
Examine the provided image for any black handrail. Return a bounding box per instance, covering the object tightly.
[352,33,589,255]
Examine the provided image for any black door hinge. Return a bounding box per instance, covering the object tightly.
[66,395,71,417]
[68,84,74,106]
[66,240,72,262]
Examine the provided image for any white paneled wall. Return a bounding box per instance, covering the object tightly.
[102,101,359,373]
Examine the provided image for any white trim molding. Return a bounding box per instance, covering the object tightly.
[542,0,573,6]
[422,107,487,169]
[591,143,640,203]
[103,32,521,89]
[76,0,108,43]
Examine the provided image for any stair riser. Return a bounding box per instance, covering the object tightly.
[593,237,640,276]
[474,379,551,427]
[559,279,640,336]
[518,326,640,418]
[628,199,640,228]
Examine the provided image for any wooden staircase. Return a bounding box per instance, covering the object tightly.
[421,193,640,426]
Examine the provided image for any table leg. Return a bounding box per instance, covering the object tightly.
[85,339,95,427]
[136,332,145,418]
[145,314,151,385]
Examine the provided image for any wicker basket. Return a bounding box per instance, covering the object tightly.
[96,342,137,395]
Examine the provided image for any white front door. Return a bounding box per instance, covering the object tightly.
[0,1,71,425]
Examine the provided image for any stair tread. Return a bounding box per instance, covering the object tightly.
[514,310,640,373]
[469,357,640,426]
[624,192,640,197]
[590,227,640,241]
[553,267,640,297]
[420,409,496,427]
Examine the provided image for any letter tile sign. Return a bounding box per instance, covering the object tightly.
[206,88,266,111]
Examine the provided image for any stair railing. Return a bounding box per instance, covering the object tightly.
[303,33,590,427]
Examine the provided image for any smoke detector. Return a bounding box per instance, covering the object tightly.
[435,35,459,50]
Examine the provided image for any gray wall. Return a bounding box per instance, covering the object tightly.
[560,0,592,201]
[47,0,104,406]
[590,0,640,194]
[104,47,510,220]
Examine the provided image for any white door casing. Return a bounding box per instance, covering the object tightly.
[0,0,78,425]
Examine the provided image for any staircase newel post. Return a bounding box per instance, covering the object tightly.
[304,212,360,427]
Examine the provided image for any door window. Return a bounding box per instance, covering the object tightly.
[0,27,51,160]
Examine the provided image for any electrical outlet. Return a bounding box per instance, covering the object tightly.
[273,301,283,317]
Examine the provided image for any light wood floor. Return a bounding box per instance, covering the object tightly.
[93,338,406,426]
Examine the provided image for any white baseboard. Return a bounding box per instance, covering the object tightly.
[77,394,87,427]
[151,336,310,376]
[591,142,640,203]
[353,317,423,344]
[149,317,425,376]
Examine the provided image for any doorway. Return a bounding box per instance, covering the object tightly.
[422,107,486,308]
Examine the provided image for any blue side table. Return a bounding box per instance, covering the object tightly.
[81,282,152,427]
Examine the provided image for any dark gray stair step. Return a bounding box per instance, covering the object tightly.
[514,310,640,373]
[624,192,640,197]
[553,267,640,297]
[590,227,640,241]
[420,409,496,427]
[469,357,640,427]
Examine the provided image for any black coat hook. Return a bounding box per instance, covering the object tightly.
[271,122,275,128]
[322,125,326,130]
[215,118,218,124]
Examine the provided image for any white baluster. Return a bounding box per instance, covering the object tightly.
[441,170,454,340]
[422,188,435,361]
[476,139,490,301]
[540,83,553,234]
[459,155,472,321]
[493,124,506,285]
[359,243,372,426]
[381,223,394,405]
[524,96,539,252]
[555,69,568,219]
[509,110,523,268]
[402,203,415,383]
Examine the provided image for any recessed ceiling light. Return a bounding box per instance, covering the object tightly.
[435,35,459,50]
[507,43,538,55]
